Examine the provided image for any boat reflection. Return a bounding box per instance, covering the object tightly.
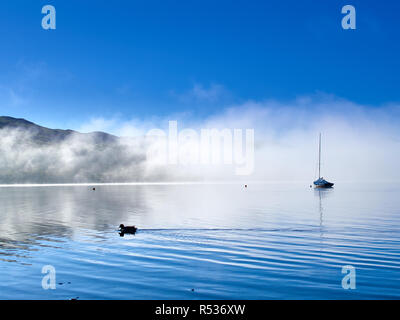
[314,187,333,245]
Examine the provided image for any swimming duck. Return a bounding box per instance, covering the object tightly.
[119,224,137,234]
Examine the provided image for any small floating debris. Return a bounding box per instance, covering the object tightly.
[92,187,96,191]
[244,184,247,188]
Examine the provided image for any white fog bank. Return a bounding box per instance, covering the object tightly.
[1,96,399,183]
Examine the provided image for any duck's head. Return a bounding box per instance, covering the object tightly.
[119,224,125,229]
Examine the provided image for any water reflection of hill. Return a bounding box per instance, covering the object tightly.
[0,186,148,261]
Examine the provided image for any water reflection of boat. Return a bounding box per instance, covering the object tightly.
[315,187,333,244]
[313,133,334,188]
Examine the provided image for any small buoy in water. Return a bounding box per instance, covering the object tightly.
[92,187,96,191]
[244,184,247,188]
[309,185,312,188]
[191,288,195,292]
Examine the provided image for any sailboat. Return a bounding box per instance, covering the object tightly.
[313,133,334,188]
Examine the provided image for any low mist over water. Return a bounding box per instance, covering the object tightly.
[1,96,400,183]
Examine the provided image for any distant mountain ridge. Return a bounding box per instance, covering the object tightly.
[0,116,148,183]
[0,116,117,144]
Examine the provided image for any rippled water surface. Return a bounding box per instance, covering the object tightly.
[0,182,399,299]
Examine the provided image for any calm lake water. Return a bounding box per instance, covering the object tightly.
[0,182,399,299]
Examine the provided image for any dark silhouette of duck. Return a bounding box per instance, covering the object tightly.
[119,224,137,236]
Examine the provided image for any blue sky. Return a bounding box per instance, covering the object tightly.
[0,0,399,129]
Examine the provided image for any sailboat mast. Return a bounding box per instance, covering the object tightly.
[318,133,321,179]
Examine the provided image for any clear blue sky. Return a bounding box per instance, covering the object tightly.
[0,0,399,129]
